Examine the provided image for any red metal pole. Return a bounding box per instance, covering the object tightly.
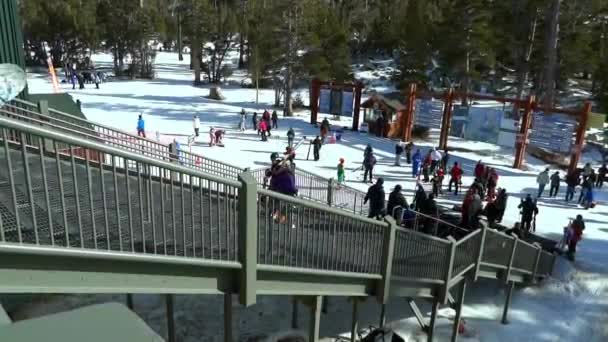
[403,83,416,142]
[568,101,592,174]
[439,89,454,150]
[310,79,320,124]
[513,95,535,169]
[352,81,363,131]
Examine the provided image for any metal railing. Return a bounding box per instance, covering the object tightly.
[0,114,556,301]
[2,99,243,180]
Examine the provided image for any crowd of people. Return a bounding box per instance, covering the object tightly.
[536,162,605,209]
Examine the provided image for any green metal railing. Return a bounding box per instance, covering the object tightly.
[0,113,556,304]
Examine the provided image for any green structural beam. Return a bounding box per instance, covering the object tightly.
[0,0,28,98]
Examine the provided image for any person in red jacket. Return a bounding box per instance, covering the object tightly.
[474,160,485,181]
[486,168,499,202]
[567,215,585,261]
[461,188,475,227]
[448,162,463,195]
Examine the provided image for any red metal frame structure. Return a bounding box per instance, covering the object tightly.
[310,78,364,131]
[399,83,592,173]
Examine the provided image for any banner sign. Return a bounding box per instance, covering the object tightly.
[341,90,354,117]
[319,88,331,113]
[414,99,443,129]
[450,105,469,138]
[464,107,504,144]
[330,90,342,115]
[529,112,576,153]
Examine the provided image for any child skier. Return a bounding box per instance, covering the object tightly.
[337,158,346,185]
[209,127,216,146]
[193,115,200,137]
[137,114,146,138]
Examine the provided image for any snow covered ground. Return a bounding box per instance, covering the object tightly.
[21,52,608,341]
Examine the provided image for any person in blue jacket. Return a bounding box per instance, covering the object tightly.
[412,149,422,177]
[137,114,146,138]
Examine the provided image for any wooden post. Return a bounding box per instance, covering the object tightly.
[308,296,323,342]
[377,217,397,304]
[427,297,440,342]
[403,83,417,142]
[165,294,176,342]
[450,280,467,342]
[352,81,364,131]
[224,293,233,342]
[237,171,258,306]
[501,281,515,324]
[350,298,359,342]
[439,89,454,150]
[310,79,320,125]
[568,101,592,174]
[513,96,535,169]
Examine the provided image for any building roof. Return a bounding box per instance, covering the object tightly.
[360,93,406,112]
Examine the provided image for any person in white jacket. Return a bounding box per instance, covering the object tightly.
[537,168,550,198]
[430,148,443,174]
[193,115,200,137]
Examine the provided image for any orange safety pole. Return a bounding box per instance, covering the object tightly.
[352,81,364,131]
[513,95,535,169]
[402,83,416,142]
[310,79,320,124]
[439,88,454,150]
[568,101,592,174]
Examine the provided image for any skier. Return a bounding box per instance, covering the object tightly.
[364,178,385,219]
[337,158,345,185]
[441,148,449,169]
[263,110,272,136]
[363,144,373,160]
[474,160,485,181]
[271,110,278,129]
[518,194,538,233]
[582,162,593,181]
[578,177,592,204]
[460,189,474,227]
[430,148,442,174]
[287,127,295,148]
[394,142,404,166]
[239,109,246,131]
[422,151,432,182]
[136,114,146,138]
[486,188,508,226]
[214,129,225,146]
[168,138,180,163]
[597,163,607,188]
[259,120,268,141]
[413,182,427,212]
[468,191,483,229]
[94,72,101,89]
[363,151,377,183]
[486,168,499,201]
[312,136,322,161]
[193,115,200,137]
[77,72,85,89]
[209,127,216,146]
[387,184,407,221]
[252,112,258,132]
[567,215,585,261]
[320,118,330,142]
[583,184,594,209]
[549,171,561,197]
[431,166,445,197]
[565,170,578,202]
[71,72,77,90]
[411,149,422,177]
[536,168,550,198]
[405,142,413,164]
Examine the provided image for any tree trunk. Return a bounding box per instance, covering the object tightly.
[192,38,202,85]
[177,13,183,61]
[515,9,539,99]
[543,0,561,107]
[238,34,245,69]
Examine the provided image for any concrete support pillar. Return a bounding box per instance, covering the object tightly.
[350,298,359,342]
[450,281,467,342]
[501,281,515,324]
[427,297,440,342]
[165,294,176,342]
[308,296,323,342]
[379,303,386,328]
[291,297,299,329]
[224,293,233,342]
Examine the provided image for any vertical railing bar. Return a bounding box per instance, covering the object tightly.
[160,168,167,255]
[270,198,276,265]
[137,162,146,253]
[224,183,229,261]
[190,178,195,257]
[216,181,221,260]
[37,137,54,245]
[264,196,269,264]
[314,209,320,269]
[233,186,237,261]
[199,177,205,259]
[84,149,97,249]
[112,156,122,252]
[19,133,38,244]
[207,180,213,259]
[288,203,295,267]
[284,202,291,267]
[170,172,177,256]
[51,141,68,247]
[180,173,186,257]
[98,152,110,250]
[149,165,157,255]
[124,157,134,252]
[69,146,84,248]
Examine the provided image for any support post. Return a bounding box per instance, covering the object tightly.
[504,235,518,284]
[350,298,359,342]
[439,89,454,150]
[224,293,233,342]
[310,79,321,125]
[327,178,334,207]
[379,303,387,328]
[568,101,592,174]
[501,281,515,324]
[237,171,258,306]
[307,296,323,342]
[403,83,416,142]
[377,217,397,304]
[442,236,457,303]
[450,280,467,342]
[352,81,364,131]
[530,243,543,283]
[407,297,429,332]
[513,96,535,169]
[126,294,134,310]
[427,297,440,342]
[474,227,487,281]
[291,297,299,329]
[165,294,176,342]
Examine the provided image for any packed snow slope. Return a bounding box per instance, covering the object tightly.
[23,52,608,341]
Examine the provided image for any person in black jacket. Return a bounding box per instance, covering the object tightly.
[394,143,404,166]
[565,171,578,202]
[364,178,385,219]
[420,194,438,234]
[597,163,607,188]
[405,142,413,164]
[413,183,427,212]
[549,171,561,197]
[312,136,322,161]
[518,194,538,233]
[387,184,407,219]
